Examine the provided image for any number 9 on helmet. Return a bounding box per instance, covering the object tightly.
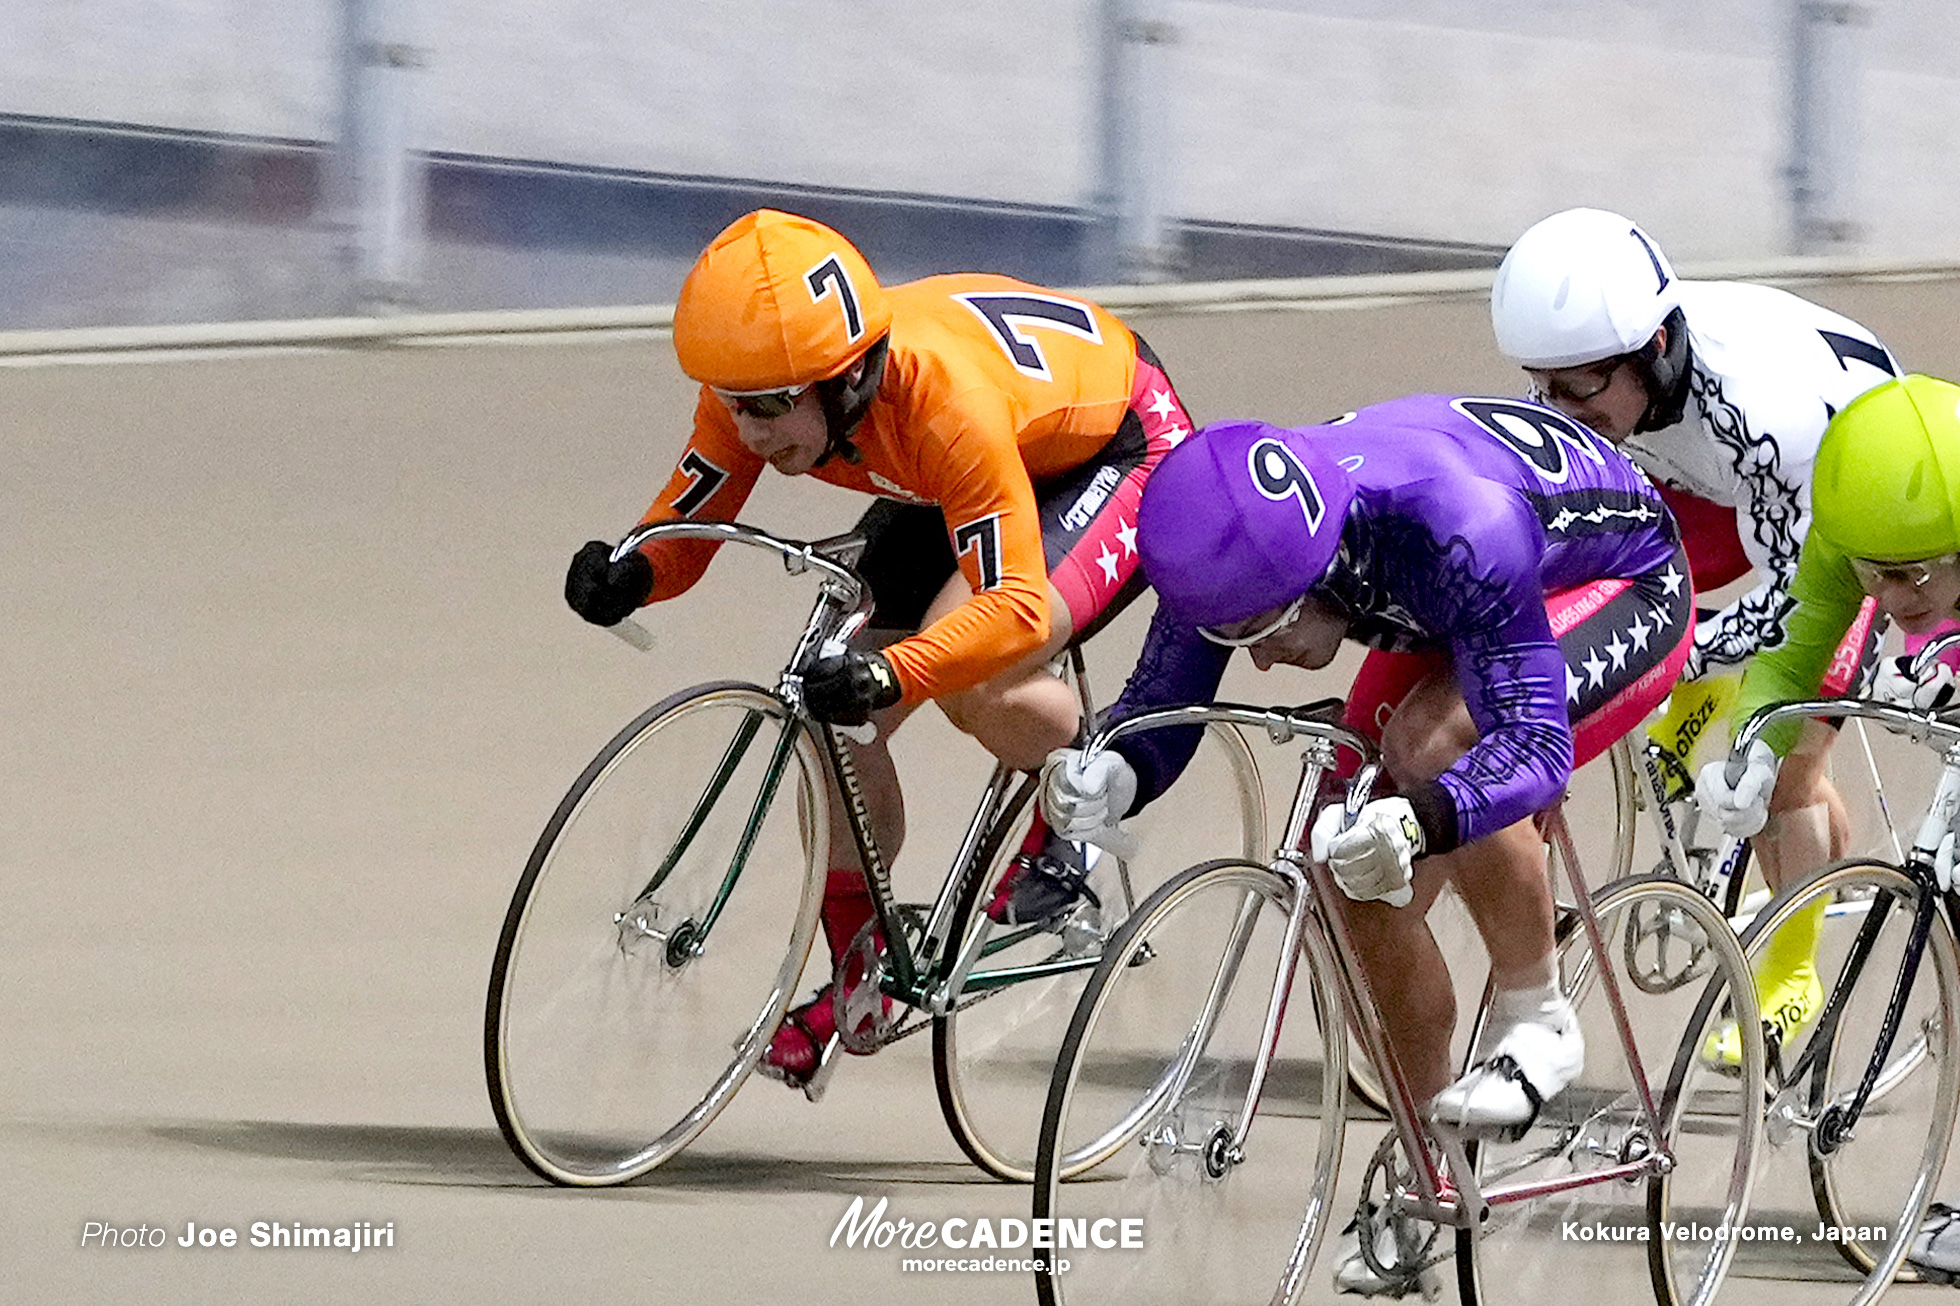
[1137,420,1355,631]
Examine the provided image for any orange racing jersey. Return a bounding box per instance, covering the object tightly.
[634,273,1140,703]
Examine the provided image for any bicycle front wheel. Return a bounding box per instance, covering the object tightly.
[485,682,826,1186]
[1747,858,1960,1291]
[935,721,1266,1182]
[1032,859,1345,1306]
[1458,875,1763,1306]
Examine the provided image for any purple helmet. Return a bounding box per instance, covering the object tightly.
[1138,419,1355,629]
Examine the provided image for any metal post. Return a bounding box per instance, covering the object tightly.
[333,0,428,312]
[1787,1,1870,253]
[1089,0,1180,284]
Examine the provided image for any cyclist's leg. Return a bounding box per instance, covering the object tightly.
[1753,600,1877,894]
[1435,563,1694,1130]
[1333,860,1463,1103]
[763,501,946,1082]
[1722,601,1881,1065]
[1367,677,1574,1129]
[948,343,1191,915]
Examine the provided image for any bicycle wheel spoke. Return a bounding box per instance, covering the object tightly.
[1459,876,1762,1306]
[485,684,825,1185]
[936,721,1266,1182]
[1742,859,1960,1289]
[1034,861,1345,1306]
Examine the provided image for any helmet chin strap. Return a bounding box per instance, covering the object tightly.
[811,334,891,468]
[1632,310,1693,434]
[811,437,860,469]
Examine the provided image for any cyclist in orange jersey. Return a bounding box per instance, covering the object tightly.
[564,209,1195,1088]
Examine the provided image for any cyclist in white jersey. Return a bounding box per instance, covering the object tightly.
[1491,207,1902,1067]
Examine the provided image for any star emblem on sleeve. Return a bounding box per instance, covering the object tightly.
[1096,543,1121,584]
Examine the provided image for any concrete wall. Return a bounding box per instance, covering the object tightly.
[7,1,1960,261]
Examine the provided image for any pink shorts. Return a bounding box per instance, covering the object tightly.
[1342,557,1696,774]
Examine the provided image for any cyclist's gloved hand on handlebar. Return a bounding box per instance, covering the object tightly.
[1870,654,1960,713]
[1040,748,1139,853]
[1310,797,1421,908]
[802,651,902,726]
[1693,740,1778,839]
[566,540,655,626]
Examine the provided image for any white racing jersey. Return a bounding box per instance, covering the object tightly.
[1623,280,1900,677]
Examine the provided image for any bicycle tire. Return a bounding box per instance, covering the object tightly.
[1031,858,1346,1306]
[1742,858,1960,1292]
[934,721,1266,1182]
[1454,874,1763,1306]
[485,682,827,1186]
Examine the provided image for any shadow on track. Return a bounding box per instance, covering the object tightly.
[131,1120,996,1193]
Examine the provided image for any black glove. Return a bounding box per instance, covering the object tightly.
[565,540,654,626]
[801,651,903,725]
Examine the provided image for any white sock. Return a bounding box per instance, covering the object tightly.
[1488,977,1564,1026]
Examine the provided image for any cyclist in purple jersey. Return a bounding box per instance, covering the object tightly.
[1041,396,1693,1158]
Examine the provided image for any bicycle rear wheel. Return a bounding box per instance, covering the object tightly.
[1032,859,1345,1306]
[935,722,1266,1182]
[1458,874,1763,1306]
[1746,858,1960,1292]
[485,682,826,1185]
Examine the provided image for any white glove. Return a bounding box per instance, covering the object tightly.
[1937,831,1958,895]
[1693,740,1779,840]
[1870,654,1960,713]
[1040,748,1139,855]
[1310,797,1422,908]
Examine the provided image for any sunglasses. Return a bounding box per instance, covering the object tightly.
[714,383,811,420]
[1526,356,1629,406]
[1199,593,1308,647]
[1848,553,1960,593]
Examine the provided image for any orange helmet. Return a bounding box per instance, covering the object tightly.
[673,209,893,391]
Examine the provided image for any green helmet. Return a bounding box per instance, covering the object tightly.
[1812,374,1960,562]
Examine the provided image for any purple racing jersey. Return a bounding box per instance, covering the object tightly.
[1111,393,1686,849]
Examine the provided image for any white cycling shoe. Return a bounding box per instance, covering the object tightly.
[1910,1203,1960,1283]
[1428,990,1584,1140]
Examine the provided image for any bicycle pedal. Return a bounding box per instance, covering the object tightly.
[801,1032,846,1103]
[1055,902,1107,956]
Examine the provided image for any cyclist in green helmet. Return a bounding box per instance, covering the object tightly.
[1698,374,1960,1102]
[1700,372,1960,1281]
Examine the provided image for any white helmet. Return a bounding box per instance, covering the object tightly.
[1491,208,1681,368]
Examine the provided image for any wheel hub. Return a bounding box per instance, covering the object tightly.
[615,898,699,967]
